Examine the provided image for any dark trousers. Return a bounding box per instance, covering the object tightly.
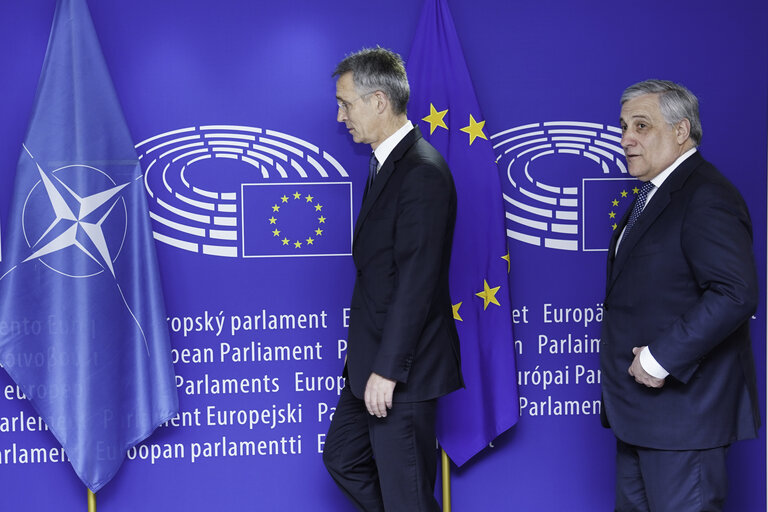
[323,386,440,512]
[615,438,729,512]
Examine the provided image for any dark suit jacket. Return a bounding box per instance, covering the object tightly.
[600,151,760,450]
[346,126,463,402]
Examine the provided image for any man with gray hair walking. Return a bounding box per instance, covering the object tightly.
[322,47,462,512]
[601,79,760,511]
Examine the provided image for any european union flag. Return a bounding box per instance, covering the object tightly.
[408,0,520,466]
[0,0,178,492]
[582,178,639,251]
[241,182,353,257]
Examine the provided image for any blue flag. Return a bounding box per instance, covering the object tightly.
[241,182,353,257]
[408,0,520,466]
[0,0,178,492]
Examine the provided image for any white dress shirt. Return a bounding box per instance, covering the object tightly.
[372,120,413,172]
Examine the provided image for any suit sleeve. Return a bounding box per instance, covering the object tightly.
[649,181,758,383]
[370,161,453,382]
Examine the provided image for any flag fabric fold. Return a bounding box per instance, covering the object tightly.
[0,0,178,492]
[407,0,520,466]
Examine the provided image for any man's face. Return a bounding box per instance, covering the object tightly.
[336,72,380,147]
[619,93,685,181]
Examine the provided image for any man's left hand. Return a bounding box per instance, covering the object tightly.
[628,346,665,388]
[364,373,396,418]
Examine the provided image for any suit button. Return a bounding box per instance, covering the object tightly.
[357,270,362,277]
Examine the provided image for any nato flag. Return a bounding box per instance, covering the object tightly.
[0,0,178,492]
[408,0,520,466]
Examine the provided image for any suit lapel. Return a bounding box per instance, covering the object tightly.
[353,126,422,244]
[606,152,704,294]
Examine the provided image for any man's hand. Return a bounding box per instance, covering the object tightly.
[364,373,396,418]
[628,346,665,388]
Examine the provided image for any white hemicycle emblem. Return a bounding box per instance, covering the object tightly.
[492,121,630,252]
[136,125,351,258]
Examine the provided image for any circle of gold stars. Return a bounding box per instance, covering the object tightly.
[268,191,326,249]
[608,187,640,231]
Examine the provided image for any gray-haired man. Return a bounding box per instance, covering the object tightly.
[601,79,760,511]
[322,47,462,512]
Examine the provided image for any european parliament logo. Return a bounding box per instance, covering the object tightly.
[136,125,353,258]
[492,121,638,252]
[241,182,351,257]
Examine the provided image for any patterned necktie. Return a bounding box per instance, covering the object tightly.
[364,153,378,201]
[623,181,655,238]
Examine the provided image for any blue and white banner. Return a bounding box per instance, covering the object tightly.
[0,0,177,492]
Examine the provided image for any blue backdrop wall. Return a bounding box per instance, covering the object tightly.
[0,1,765,510]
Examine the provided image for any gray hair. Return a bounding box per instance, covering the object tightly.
[621,79,702,146]
[333,47,410,116]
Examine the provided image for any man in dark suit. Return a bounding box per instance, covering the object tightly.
[601,79,760,512]
[322,47,462,512]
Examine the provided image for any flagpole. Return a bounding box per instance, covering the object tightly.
[87,489,96,512]
[441,448,451,512]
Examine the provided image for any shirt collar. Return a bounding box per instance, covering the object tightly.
[373,120,413,170]
[650,147,697,189]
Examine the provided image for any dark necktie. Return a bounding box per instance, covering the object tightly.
[623,181,655,238]
[364,153,378,201]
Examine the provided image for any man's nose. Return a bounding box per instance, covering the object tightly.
[337,107,346,123]
[620,131,634,149]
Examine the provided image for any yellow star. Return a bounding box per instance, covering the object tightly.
[294,241,302,248]
[293,192,301,199]
[475,279,501,310]
[281,195,289,203]
[318,216,326,223]
[305,194,314,203]
[268,216,277,224]
[611,223,618,231]
[306,237,314,245]
[315,204,323,211]
[315,228,323,236]
[282,238,290,245]
[609,211,616,219]
[422,103,448,135]
[272,229,280,237]
[452,302,463,322]
[501,250,511,273]
[612,199,619,206]
[460,114,487,145]
[621,190,628,198]
[632,186,639,194]
[272,204,280,212]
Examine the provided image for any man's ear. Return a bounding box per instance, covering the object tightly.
[373,91,388,114]
[675,118,691,144]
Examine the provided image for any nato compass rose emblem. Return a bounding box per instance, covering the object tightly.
[17,145,132,278]
[0,145,151,353]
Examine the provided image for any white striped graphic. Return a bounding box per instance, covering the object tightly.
[136,125,350,257]
[492,121,627,252]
